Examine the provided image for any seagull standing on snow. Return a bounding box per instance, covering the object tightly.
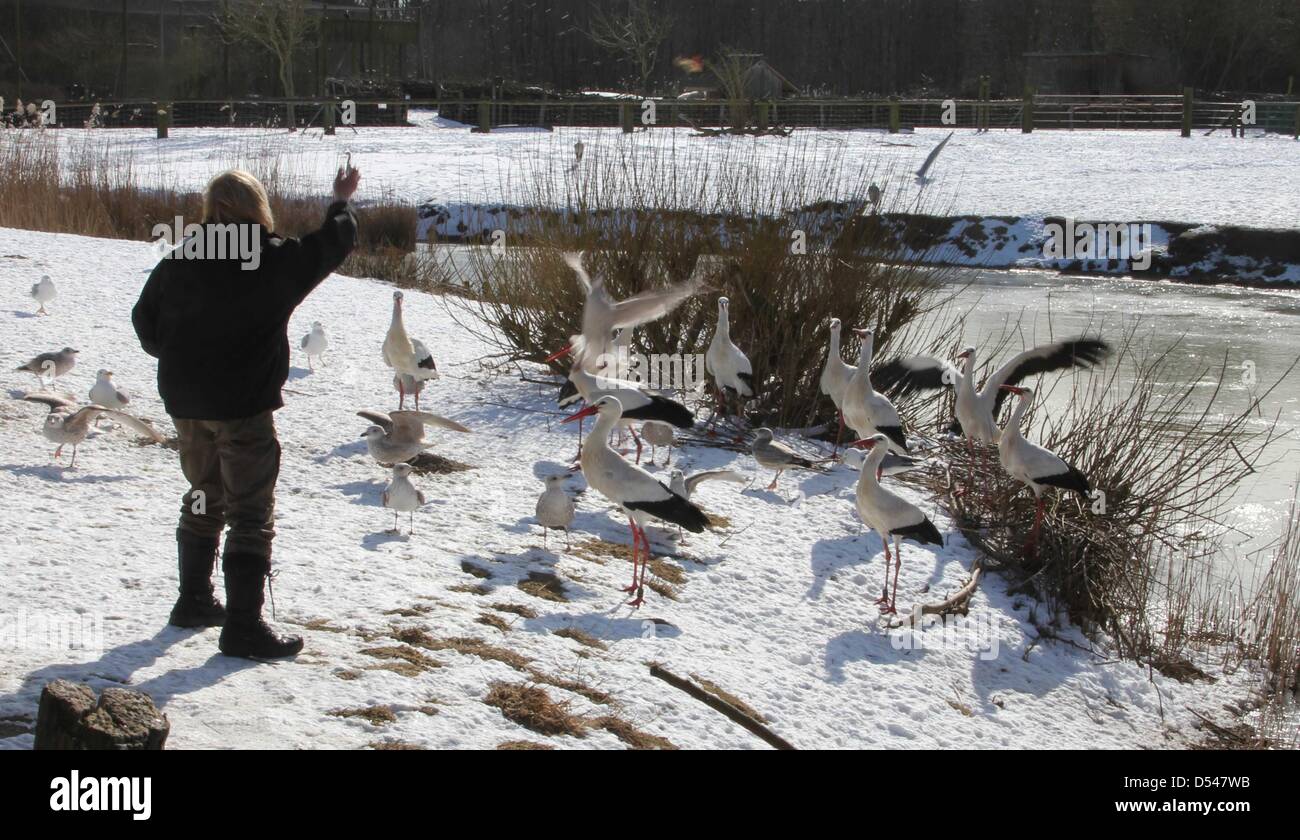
[382,291,438,406]
[535,474,576,549]
[705,296,753,435]
[819,318,855,454]
[88,369,129,426]
[381,463,426,535]
[23,392,163,467]
[30,275,56,315]
[997,385,1091,554]
[358,409,470,465]
[564,396,708,607]
[751,427,819,491]
[300,321,328,371]
[16,347,78,385]
[640,420,675,466]
[851,434,943,615]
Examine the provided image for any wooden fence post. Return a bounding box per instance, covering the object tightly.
[621,102,634,133]
[1181,87,1193,137]
[1022,86,1034,133]
[756,101,770,131]
[477,100,491,133]
[888,99,900,133]
[156,103,170,139]
[1294,103,1299,140]
[324,100,335,135]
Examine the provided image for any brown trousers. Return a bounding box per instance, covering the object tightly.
[174,411,280,558]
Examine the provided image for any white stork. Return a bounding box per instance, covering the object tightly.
[997,385,1091,553]
[564,396,708,607]
[545,252,699,367]
[382,291,438,406]
[819,317,855,455]
[841,328,909,452]
[873,337,1112,444]
[850,434,944,615]
[705,296,753,435]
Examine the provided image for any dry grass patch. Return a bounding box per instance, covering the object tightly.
[484,682,586,738]
[527,670,613,706]
[592,716,678,750]
[292,617,349,634]
[389,626,437,647]
[359,645,442,675]
[647,557,686,586]
[460,561,493,579]
[491,603,539,619]
[706,511,733,529]
[383,605,433,617]
[496,740,555,750]
[370,740,426,750]
[409,452,474,475]
[334,669,363,681]
[423,637,532,671]
[554,627,607,651]
[477,612,511,633]
[329,706,398,726]
[518,571,568,603]
[449,583,490,596]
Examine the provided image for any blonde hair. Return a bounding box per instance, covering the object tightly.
[202,169,274,230]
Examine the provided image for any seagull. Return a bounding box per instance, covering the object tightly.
[872,337,1112,444]
[751,427,819,491]
[574,140,585,162]
[668,467,745,539]
[357,409,470,465]
[535,474,576,549]
[819,318,855,454]
[30,275,56,315]
[16,348,78,385]
[640,420,675,465]
[915,130,954,184]
[545,251,699,368]
[381,463,426,535]
[22,392,163,467]
[382,292,438,405]
[841,328,909,452]
[867,183,882,211]
[997,385,1091,553]
[88,369,129,426]
[564,396,708,607]
[851,434,944,615]
[705,296,753,435]
[300,321,328,371]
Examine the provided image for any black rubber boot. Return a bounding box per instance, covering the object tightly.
[168,529,226,628]
[218,553,303,659]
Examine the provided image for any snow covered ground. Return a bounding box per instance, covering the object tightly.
[0,226,1252,749]
[12,118,1299,229]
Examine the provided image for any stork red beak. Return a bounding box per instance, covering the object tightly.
[545,343,574,363]
[848,438,877,450]
[853,328,871,338]
[998,384,1023,395]
[562,403,600,424]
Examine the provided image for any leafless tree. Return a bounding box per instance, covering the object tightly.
[586,0,673,95]
[218,0,317,113]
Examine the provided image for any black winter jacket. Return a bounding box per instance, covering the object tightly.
[132,200,357,420]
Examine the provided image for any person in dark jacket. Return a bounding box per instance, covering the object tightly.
[133,166,360,659]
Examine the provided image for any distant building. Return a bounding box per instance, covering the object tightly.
[1023,51,1164,95]
[740,59,798,99]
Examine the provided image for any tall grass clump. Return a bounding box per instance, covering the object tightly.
[450,132,965,426]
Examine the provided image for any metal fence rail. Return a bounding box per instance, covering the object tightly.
[13,95,1300,137]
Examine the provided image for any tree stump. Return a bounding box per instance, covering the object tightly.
[34,680,169,750]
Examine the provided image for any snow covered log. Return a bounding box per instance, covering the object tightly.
[34,680,169,750]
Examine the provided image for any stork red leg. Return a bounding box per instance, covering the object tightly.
[832,410,845,457]
[622,516,641,592]
[875,538,893,605]
[627,523,648,607]
[882,541,901,615]
[630,425,643,464]
[1026,496,1045,555]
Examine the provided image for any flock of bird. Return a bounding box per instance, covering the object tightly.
[16,256,1110,617]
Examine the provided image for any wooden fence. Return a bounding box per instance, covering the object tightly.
[20,94,1300,138]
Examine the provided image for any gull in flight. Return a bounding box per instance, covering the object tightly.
[915,131,954,185]
[23,392,163,467]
